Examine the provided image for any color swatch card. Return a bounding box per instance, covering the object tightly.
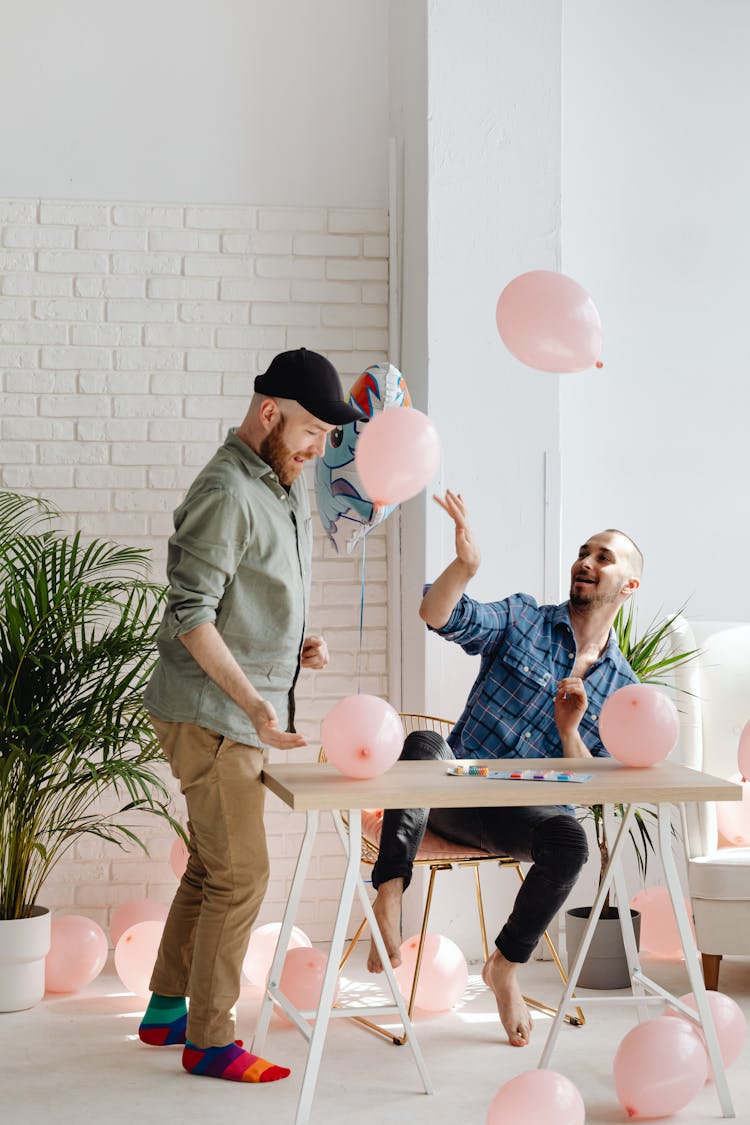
[447,765,593,783]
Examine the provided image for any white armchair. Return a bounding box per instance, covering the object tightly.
[669,617,750,990]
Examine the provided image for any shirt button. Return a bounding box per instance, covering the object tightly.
[524,731,531,739]
[591,712,598,720]
[523,665,529,672]
[568,652,575,660]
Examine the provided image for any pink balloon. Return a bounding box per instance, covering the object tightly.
[321,694,404,779]
[666,991,747,1079]
[613,1016,707,1118]
[243,922,312,987]
[169,836,189,879]
[598,683,680,765]
[738,720,750,781]
[114,920,165,997]
[630,886,694,959]
[277,947,339,1018]
[110,898,170,948]
[496,270,603,373]
[354,406,441,506]
[45,914,108,994]
[393,933,468,1012]
[487,1070,585,1125]
[716,775,750,845]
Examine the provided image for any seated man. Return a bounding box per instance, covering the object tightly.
[368,489,642,1048]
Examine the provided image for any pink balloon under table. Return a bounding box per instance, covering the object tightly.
[256,757,741,1125]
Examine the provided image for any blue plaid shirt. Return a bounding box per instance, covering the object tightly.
[432,591,637,760]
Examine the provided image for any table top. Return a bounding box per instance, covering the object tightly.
[262,757,741,812]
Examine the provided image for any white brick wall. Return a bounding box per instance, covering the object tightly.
[0,196,390,944]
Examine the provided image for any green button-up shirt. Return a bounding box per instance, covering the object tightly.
[144,429,312,746]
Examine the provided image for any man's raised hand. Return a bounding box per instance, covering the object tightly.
[434,490,481,575]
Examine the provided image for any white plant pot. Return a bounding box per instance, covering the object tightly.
[0,906,51,1012]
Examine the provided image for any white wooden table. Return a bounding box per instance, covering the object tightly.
[255,757,741,1123]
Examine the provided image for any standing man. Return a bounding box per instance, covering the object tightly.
[139,348,364,1084]
[368,490,642,1049]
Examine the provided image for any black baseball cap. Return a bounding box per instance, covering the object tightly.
[254,348,365,425]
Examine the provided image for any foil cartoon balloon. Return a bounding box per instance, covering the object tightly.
[315,362,410,553]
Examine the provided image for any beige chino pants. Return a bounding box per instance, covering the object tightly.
[148,716,269,1048]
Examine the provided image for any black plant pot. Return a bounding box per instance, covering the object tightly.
[565,906,641,990]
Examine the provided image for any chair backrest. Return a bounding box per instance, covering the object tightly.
[399,713,454,740]
[669,616,750,855]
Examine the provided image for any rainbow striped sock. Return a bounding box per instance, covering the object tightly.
[138,993,188,1046]
[182,1040,290,1083]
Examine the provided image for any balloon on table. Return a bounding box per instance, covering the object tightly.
[613,1015,707,1118]
[276,947,339,1018]
[321,694,404,780]
[243,922,312,987]
[114,920,165,997]
[495,270,603,373]
[738,719,750,780]
[666,990,747,1078]
[315,362,411,554]
[110,898,170,948]
[716,775,750,845]
[598,683,680,765]
[393,933,468,1012]
[169,836,189,880]
[45,914,108,993]
[487,1070,585,1125]
[630,886,694,959]
[354,406,441,508]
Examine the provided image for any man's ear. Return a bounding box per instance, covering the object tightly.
[622,576,641,596]
[258,396,280,431]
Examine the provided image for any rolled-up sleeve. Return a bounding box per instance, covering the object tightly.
[423,586,528,656]
[164,488,250,639]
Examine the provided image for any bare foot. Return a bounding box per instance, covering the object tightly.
[481,948,533,1047]
[367,879,404,973]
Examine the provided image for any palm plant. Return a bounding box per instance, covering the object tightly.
[0,491,181,920]
[586,602,700,916]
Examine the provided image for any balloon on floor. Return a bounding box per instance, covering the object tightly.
[45,914,108,994]
[393,932,468,1012]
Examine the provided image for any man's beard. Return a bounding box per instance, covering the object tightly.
[569,587,620,611]
[260,418,308,487]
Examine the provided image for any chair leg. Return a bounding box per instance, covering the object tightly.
[701,952,722,991]
[511,863,586,1027]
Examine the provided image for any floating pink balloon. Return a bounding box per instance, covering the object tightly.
[110,898,170,948]
[354,406,441,507]
[487,1070,585,1125]
[393,933,468,1012]
[717,775,750,845]
[114,920,165,997]
[321,694,404,779]
[598,683,680,765]
[495,270,603,373]
[738,720,750,780]
[45,914,108,994]
[613,1015,707,1118]
[169,836,189,880]
[630,886,694,959]
[666,990,747,1079]
[243,922,312,988]
[277,947,339,1019]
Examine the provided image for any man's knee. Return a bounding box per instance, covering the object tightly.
[400,729,453,763]
[534,813,589,880]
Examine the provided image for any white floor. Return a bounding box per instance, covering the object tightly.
[3,948,749,1125]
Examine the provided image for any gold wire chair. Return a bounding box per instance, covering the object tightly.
[324,712,585,1043]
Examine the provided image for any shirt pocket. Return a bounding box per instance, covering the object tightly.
[493,646,553,716]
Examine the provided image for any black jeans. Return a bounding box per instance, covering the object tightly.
[370,730,589,964]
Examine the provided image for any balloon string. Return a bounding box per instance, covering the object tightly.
[356,534,367,693]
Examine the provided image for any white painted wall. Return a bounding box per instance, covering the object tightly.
[1,0,388,208]
[561,0,750,624]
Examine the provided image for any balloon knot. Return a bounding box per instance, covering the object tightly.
[358,746,370,758]
[595,361,604,369]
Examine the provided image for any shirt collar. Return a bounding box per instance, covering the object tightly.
[553,601,620,663]
[224,428,277,480]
